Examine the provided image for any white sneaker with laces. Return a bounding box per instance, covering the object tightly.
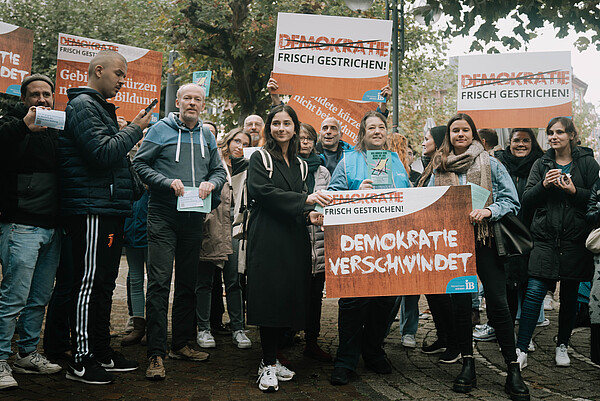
[13,352,61,374]
[275,359,295,381]
[257,363,278,392]
[0,360,17,390]
[555,344,570,367]
[196,330,216,348]
[473,323,496,341]
[527,339,535,352]
[401,334,417,348]
[516,348,528,370]
[232,330,252,349]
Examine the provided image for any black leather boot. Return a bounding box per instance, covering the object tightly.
[591,324,600,364]
[505,362,530,400]
[453,356,476,393]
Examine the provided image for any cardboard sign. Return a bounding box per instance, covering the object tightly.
[272,13,391,102]
[288,95,378,146]
[55,33,163,124]
[323,186,477,298]
[457,51,572,128]
[193,70,212,97]
[0,22,33,96]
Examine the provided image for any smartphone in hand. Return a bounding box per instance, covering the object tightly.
[143,99,158,116]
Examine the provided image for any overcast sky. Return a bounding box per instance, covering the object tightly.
[439,20,599,109]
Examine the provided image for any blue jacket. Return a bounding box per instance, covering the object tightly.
[133,113,227,210]
[427,156,520,221]
[123,190,149,248]
[328,149,410,191]
[59,87,143,216]
[316,139,354,175]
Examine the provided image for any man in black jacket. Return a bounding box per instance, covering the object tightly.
[59,50,152,385]
[0,74,63,390]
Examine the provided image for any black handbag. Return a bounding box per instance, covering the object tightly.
[493,213,533,257]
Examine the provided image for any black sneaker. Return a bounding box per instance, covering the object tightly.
[98,351,138,372]
[422,339,447,354]
[439,347,462,364]
[66,360,114,385]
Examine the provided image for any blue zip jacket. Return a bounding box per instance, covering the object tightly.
[328,149,410,191]
[133,112,226,210]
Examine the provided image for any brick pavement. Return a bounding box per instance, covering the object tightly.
[3,257,599,400]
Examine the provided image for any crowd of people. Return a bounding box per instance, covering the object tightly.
[0,49,599,401]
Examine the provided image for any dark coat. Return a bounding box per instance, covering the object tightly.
[523,146,599,281]
[586,178,600,228]
[246,150,310,329]
[0,103,59,228]
[59,87,143,216]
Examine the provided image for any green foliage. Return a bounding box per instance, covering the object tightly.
[427,0,600,52]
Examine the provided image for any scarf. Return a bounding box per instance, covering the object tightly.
[302,153,322,193]
[495,146,543,178]
[433,141,494,246]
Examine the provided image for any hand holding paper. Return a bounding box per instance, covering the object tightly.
[24,107,46,132]
[198,181,215,199]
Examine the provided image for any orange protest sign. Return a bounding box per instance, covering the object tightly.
[289,95,377,146]
[273,13,391,102]
[55,33,163,123]
[0,22,33,96]
[457,51,572,128]
[323,186,478,298]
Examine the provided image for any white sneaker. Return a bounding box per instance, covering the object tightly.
[232,330,252,349]
[473,323,496,341]
[196,330,216,348]
[275,359,295,381]
[257,363,278,392]
[536,318,550,327]
[401,334,417,348]
[516,348,528,370]
[527,339,536,352]
[13,352,61,374]
[543,294,554,311]
[555,344,570,367]
[0,360,17,390]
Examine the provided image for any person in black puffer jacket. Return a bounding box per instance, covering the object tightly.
[585,178,600,364]
[515,117,599,370]
[59,50,152,385]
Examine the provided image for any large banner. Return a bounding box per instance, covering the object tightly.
[272,13,391,102]
[288,95,377,146]
[55,33,163,123]
[0,22,33,96]
[457,51,572,129]
[323,186,477,298]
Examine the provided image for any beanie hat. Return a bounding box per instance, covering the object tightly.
[20,74,55,97]
[430,125,446,150]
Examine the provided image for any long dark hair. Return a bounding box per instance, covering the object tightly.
[264,104,300,161]
[547,116,579,150]
[435,113,482,172]
[509,128,543,156]
[355,110,388,152]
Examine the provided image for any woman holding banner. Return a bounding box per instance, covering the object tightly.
[427,114,529,400]
[516,117,598,370]
[328,110,410,386]
[246,105,331,392]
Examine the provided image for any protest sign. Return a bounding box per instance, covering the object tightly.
[288,95,377,146]
[0,22,33,96]
[272,13,391,102]
[323,186,477,298]
[55,33,163,123]
[193,70,212,97]
[457,51,572,128]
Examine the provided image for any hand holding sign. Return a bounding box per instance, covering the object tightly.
[24,106,46,132]
[306,191,332,207]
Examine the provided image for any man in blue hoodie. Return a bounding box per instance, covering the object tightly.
[60,50,153,385]
[133,83,226,381]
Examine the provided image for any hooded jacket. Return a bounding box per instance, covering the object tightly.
[0,102,59,228]
[59,87,143,217]
[523,146,599,281]
[132,112,226,210]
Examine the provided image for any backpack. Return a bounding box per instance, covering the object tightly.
[231,148,308,240]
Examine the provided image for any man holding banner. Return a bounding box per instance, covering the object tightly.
[59,50,152,385]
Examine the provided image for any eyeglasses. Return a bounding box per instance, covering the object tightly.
[511,138,531,144]
[232,138,250,147]
[299,137,312,143]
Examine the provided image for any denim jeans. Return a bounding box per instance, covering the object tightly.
[0,223,60,359]
[125,247,147,317]
[386,295,420,336]
[516,277,579,352]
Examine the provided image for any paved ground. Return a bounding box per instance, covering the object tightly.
[3,257,599,400]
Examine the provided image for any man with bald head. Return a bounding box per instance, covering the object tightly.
[316,117,354,175]
[59,50,153,385]
[243,114,264,146]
